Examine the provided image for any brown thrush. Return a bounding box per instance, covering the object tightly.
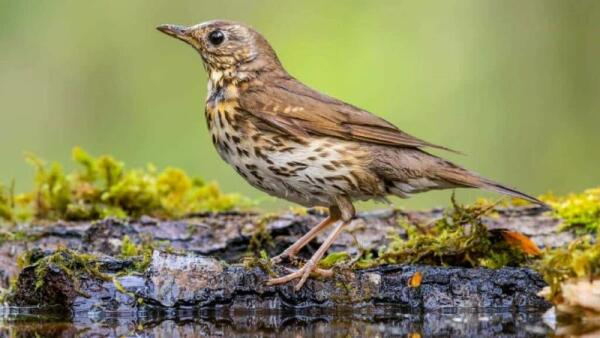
[157,20,547,290]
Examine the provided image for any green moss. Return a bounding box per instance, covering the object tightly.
[247,214,275,255]
[319,252,351,269]
[0,181,33,223]
[0,182,14,222]
[535,236,600,301]
[16,248,45,270]
[28,248,110,292]
[541,188,600,235]
[112,276,136,299]
[12,247,150,302]
[117,236,161,273]
[0,277,18,304]
[0,147,249,223]
[120,235,138,258]
[0,230,38,247]
[354,197,530,269]
[242,250,276,276]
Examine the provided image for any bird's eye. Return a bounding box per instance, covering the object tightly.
[208,30,225,45]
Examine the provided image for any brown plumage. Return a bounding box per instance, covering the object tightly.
[157,20,547,290]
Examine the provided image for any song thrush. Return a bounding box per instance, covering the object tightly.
[157,20,547,290]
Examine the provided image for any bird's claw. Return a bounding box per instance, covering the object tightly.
[266,260,333,290]
[270,250,297,265]
[270,253,287,265]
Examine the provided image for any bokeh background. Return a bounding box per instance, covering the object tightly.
[0,0,598,210]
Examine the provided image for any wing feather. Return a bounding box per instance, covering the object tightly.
[238,77,460,153]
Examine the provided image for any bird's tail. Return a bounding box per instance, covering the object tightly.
[437,165,549,208]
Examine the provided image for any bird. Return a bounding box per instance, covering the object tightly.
[156,20,547,290]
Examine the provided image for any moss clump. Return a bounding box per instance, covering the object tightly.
[0,181,33,223]
[242,250,276,277]
[0,147,248,223]
[117,235,160,273]
[10,247,148,304]
[247,214,275,256]
[26,248,110,292]
[355,197,534,269]
[0,230,38,247]
[319,252,351,269]
[0,183,14,222]
[244,214,276,275]
[120,235,139,258]
[535,236,600,301]
[541,188,600,235]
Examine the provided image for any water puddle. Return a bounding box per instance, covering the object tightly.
[0,307,570,337]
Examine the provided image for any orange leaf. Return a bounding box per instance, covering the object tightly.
[501,230,542,256]
[409,271,423,288]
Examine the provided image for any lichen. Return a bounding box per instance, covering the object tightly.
[541,188,600,235]
[354,197,535,270]
[0,147,249,223]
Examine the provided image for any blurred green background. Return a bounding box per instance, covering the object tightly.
[0,0,598,210]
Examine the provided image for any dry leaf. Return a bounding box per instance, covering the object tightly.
[409,271,423,288]
[501,230,542,256]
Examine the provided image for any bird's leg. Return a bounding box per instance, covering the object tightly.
[271,207,341,264]
[267,197,355,290]
[266,219,349,290]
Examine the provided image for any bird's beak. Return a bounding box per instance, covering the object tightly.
[156,24,193,44]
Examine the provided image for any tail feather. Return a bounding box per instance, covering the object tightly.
[478,178,548,208]
[437,166,549,208]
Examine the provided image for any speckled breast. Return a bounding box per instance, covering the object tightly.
[204,89,382,208]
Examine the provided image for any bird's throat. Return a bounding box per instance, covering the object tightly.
[206,67,248,103]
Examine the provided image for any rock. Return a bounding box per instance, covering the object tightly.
[10,262,79,308]
[146,251,224,307]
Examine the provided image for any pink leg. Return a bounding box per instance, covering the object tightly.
[271,213,339,263]
[266,219,348,290]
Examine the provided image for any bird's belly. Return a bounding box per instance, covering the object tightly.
[211,127,381,207]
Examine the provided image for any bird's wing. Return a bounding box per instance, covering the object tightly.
[238,78,460,153]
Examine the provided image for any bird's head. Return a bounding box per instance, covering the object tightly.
[157,20,281,75]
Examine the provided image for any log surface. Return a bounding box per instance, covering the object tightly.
[2,206,560,314]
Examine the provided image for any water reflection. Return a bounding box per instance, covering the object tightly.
[0,307,555,337]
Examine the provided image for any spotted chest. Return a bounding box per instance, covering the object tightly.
[204,80,384,207]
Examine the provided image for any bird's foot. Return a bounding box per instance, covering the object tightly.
[270,251,295,265]
[266,259,333,290]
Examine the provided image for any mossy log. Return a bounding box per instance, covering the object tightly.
[2,206,562,315]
